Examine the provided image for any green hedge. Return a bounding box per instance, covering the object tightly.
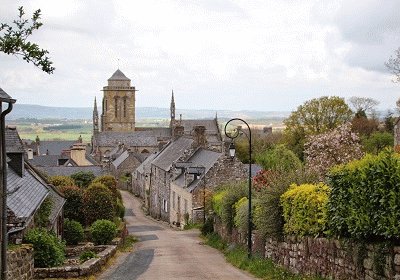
[327,150,400,239]
[281,183,330,236]
[83,183,115,225]
[90,219,117,245]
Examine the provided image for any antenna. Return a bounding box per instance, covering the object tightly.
[117,58,120,69]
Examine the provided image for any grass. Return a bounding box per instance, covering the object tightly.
[183,223,202,230]
[119,235,138,252]
[204,233,325,280]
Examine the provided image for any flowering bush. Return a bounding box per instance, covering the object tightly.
[304,123,363,178]
[252,170,275,192]
[281,183,330,236]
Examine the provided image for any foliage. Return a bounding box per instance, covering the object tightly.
[115,198,125,219]
[348,96,379,116]
[361,131,393,154]
[252,170,275,192]
[253,168,320,238]
[63,219,84,245]
[256,144,302,172]
[215,182,248,232]
[83,183,115,225]
[284,96,353,159]
[90,219,117,245]
[23,228,65,268]
[92,175,120,199]
[385,47,400,83]
[327,150,400,239]
[351,115,379,136]
[71,171,95,188]
[201,217,214,236]
[304,123,363,179]
[49,175,75,188]
[58,185,84,224]
[34,197,53,228]
[0,6,54,73]
[281,183,330,236]
[384,110,395,133]
[79,250,97,263]
[233,197,248,234]
[212,190,228,218]
[119,235,138,252]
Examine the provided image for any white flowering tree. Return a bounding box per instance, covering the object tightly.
[304,123,363,178]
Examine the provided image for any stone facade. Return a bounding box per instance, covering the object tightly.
[101,69,136,132]
[7,245,34,280]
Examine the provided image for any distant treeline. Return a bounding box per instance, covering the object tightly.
[43,124,82,131]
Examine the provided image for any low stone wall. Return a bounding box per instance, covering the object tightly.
[34,245,117,279]
[7,245,34,280]
[265,236,400,280]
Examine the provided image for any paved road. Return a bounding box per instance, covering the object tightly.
[99,191,255,280]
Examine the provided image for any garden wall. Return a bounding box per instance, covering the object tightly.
[7,245,34,280]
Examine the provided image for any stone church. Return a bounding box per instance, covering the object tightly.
[91,69,223,164]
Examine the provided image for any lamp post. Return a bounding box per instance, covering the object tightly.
[0,88,16,280]
[224,118,252,258]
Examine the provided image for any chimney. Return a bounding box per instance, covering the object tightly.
[193,125,207,148]
[70,143,91,166]
[7,153,24,177]
[173,125,184,139]
[27,148,33,160]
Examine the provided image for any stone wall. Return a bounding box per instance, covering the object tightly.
[7,245,34,280]
[265,236,400,280]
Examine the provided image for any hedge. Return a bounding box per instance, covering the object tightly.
[327,150,400,239]
[281,183,330,236]
[83,183,115,225]
[58,185,84,224]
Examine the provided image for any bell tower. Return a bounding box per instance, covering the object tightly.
[100,69,136,132]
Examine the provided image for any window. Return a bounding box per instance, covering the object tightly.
[114,97,118,117]
[172,192,175,210]
[123,98,127,117]
[163,199,168,213]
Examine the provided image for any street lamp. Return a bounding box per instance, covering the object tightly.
[224,118,252,258]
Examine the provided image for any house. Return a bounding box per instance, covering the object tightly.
[132,152,157,207]
[5,126,65,242]
[170,148,247,227]
[110,150,147,188]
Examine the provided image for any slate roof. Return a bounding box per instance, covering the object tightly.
[28,155,69,167]
[37,166,106,177]
[38,140,76,155]
[5,127,25,153]
[112,150,129,168]
[95,131,158,147]
[174,148,222,192]
[152,137,194,171]
[0,87,15,102]
[7,164,49,223]
[181,119,219,134]
[108,69,130,81]
[135,153,157,175]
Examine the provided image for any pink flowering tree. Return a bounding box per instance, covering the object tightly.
[304,123,363,178]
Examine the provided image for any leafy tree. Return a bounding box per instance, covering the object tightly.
[361,131,393,154]
[256,144,302,172]
[351,114,379,136]
[385,47,400,83]
[58,185,84,224]
[384,110,395,133]
[83,183,115,225]
[91,175,120,199]
[71,171,95,188]
[0,6,54,73]
[284,96,353,159]
[304,123,363,178]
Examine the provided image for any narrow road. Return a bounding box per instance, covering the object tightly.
[99,191,255,280]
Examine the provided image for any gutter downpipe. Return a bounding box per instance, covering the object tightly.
[1,101,14,280]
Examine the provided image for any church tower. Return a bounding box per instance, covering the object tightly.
[100,69,136,132]
[93,97,99,133]
[170,90,175,127]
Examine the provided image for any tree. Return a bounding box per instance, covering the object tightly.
[348,96,379,117]
[361,131,393,154]
[284,96,353,159]
[304,123,363,178]
[256,144,302,173]
[71,171,95,188]
[384,110,395,133]
[0,6,54,73]
[386,47,400,83]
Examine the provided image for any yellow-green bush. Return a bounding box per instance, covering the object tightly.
[233,197,248,233]
[212,190,227,218]
[281,183,330,236]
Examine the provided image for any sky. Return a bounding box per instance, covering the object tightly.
[1,0,400,113]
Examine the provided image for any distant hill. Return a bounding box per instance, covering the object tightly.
[7,104,290,120]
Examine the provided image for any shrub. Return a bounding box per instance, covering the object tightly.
[49,175,75,187]
[327,150,400,239]
[201,217,214,236]
[212,190,228,218]
[23,228,65,268]
[253,169,319,238]
[71,171,95,188]
[63,219,84,245]
[34,197,53,228]
[281,183,330,236]
[83,183,115,225]
[361,131,394,154]
[256,144,302,172]
[218,182,247,232]
[79,250,97,263]
[58,185,84,224]
[91,175,121,199]
[90,219,117,245]
[233,197,248,234]
[116,198,125,219]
